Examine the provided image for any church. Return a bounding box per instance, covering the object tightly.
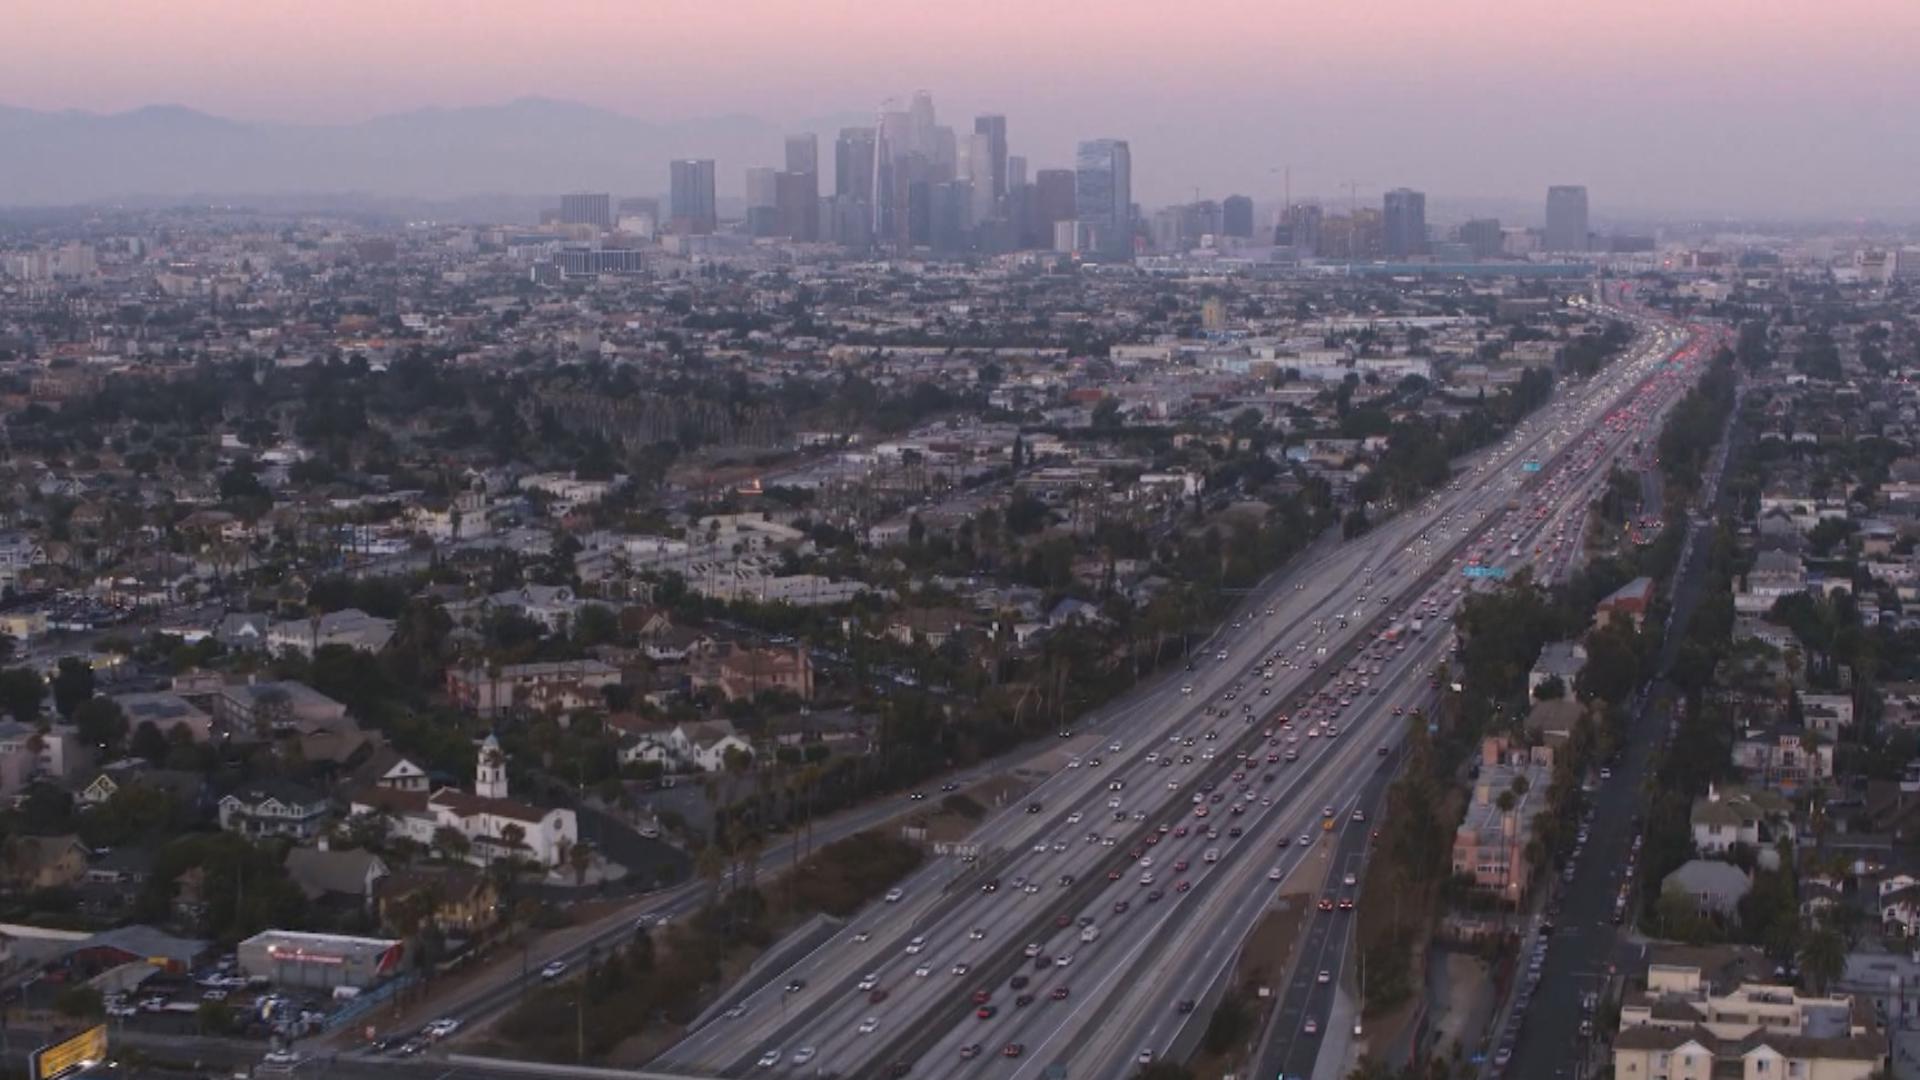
[349,734,580,868]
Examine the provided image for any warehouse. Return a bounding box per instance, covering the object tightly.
[236,930,404,991]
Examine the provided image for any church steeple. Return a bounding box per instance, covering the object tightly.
[476,733,508,799]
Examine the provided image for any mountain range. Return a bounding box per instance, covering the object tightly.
[0,97,870,213]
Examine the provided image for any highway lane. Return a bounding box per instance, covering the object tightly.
[649,317,1693,1078]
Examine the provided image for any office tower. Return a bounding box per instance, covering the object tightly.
[1034,169,1077,246]
[1383,187,1427,258]
[1222,195,1254,238]
[785,133,819,176]
[745,167,778,210]
[932,126,958,180]
[930,179,975,254]
[1460,218,1503,259]
[668,159,717,234]
[1190,200,1222,239]
[835,127,876,203]
[1150,208,1187,253]
[1546,185,1590,252]
[973,115,1008,201]
[559,192,612,229]
[1006,154,1028,191]
[964,132,997,221]
[776,171,819,241]
[908,91,937,155]
[1280,201,1322,253]
[1074,139,1133,257]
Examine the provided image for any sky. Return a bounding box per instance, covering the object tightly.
[7,0,1920,217]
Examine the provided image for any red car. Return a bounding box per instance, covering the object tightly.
[1318,897,1335,912]
[1050,986,1070,1001]
[1002,1044,1024,1058]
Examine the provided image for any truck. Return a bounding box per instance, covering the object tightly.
[1409,617,1424,635]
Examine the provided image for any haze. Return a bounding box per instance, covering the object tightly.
[6,0,1919,218]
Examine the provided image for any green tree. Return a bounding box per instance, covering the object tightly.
[0,666,45,723]
[1798,925,1847,995]
[53,985,103,1020]
[51,657,96,718]
[73,697,129,756]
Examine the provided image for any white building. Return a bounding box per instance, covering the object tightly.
[349,735,579,867]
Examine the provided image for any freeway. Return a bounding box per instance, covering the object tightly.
[643,316,1706,1079]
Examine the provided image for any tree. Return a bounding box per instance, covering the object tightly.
[129,720,171,763]
[570,840,596,886]
[1533,675,1566,700]
[1798,924,1847,995]
[0,666,44,723]
[431,825,472,864]
[51,657,95,718]
[74,697,129,756]
[54,985,102,1020]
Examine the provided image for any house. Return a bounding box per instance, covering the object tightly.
[1881,879,1920,937]
[624,719,755,773]
[282,846,390,909]
[1732,726,1833,794]
[1737,551,1809,615]
[0,719,73,783]
[1612,953,1884,1080]
[1524,699,1586,744]
[112,690,213,743]
[214,612,273,651]
[445,660,621,718]
[347,736,578,867]
[346,748,431,793]
[1882,681,1920,731]
[217,779,332,841]
[1800,692,1855,735]
[690,645,814,703]
[266,608,396,656]
[1529,641,1588,698]
[1661,859,1752,919]
[885,607,978,648]
[375,866,500,936]
[1690,785,1792,861]
[1595,577,1655,629]
[0,834,90,890]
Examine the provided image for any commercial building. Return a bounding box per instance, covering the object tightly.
[835,127,876,203]
[238,930,405,992]
[1033,169,1077,249]
[1074,139,1133,258]
[1546,185,1590,252]
[1383,188,1427,258]
[669,159,718,235]
[1222,195,1254,238]
[973,115,1008,201]
[558,192,612,230]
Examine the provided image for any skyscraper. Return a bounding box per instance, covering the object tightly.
[668,159,717,235]
[1383,188,1427,258]
[745,168,778,211]
[1222,195,1254,238]
[964,132,997,222]
[1034,169,1077,246]
[776,170,818,241]
[1459,218,1504,259]
[1074,139,1133,258]
[973,115,1008,201]
[1006,154,1028,192]
[559,192,612,229]
[835,127,876,203]
[1545,186,1590,252]
[785,134,819,176]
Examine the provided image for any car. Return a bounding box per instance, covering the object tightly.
[951,963,970,976]
[1024,942,1044,957]
[960,1044,982,1060]
[1318,896,1335,911]
[1268,867,1283,881]
[792,1048,816,1065]
[1343,872,1358,887]
[858,1016,880,1034]
[722,1004,749,1019]
[858,974,880,991]
[884,887,904,903]
[1011,975,1030,989]
[1051,986,1070,1000]
[853,929,872,942]
[757,1050,783,1068]
[1317,970,1331,984]
[425,1018,462,1039]
[1003,1044,1025,1058]
[1015,994,1035,1008]
[870,988,890,1003]
[981,879,999,893]
[1304,1018,1319,1036]
[969,927,987,940]
[976,1004,997,1019]
[913,965,932,977]
[1176,999,1196,1014]
[906,936,927,953]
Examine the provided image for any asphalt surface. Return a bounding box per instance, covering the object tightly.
[632,316,1703,1080]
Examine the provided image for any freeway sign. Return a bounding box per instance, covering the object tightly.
[1522,460,1542,472]
[1462,565,1508,579]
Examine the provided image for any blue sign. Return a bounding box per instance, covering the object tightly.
[1463,565,1508,579]
[1522,460,1542,472]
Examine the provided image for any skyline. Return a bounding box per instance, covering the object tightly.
[5,0,1920,217]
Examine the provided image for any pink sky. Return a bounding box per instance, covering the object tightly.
[8,0,1920,214]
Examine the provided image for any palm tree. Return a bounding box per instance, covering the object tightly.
[694,842,726,903]
[569,840,595,886]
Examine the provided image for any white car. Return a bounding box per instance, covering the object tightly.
[857,973,880,991]
[905,936,926,954]
[539,961,569,980]
[757,1050,782,1068]
[792,1048,816,1065]
[858,1016,880,1034]
[884,888,904,903]
[913,964,933,977]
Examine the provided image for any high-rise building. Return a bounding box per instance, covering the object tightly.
[1006,154,1028,191]
[930,179,975,255]
[973,115,1008,201]
[785,134,819,176]
[1546,185,1590,252]
[964,132,997,222]
[835,127,876,203]
[1459,218,1504,259]
[1277,201,1321,252]
[1034,169,1077,247]
[559,192,612,229]
[668,159,717,235]
[1074,139,1133,258]
[745,167,778,211]
[1222,195,1254,238]
[1383,188,1427,258]
[776,171,819,241]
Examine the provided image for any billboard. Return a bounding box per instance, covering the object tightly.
[32,1024,107,1080]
